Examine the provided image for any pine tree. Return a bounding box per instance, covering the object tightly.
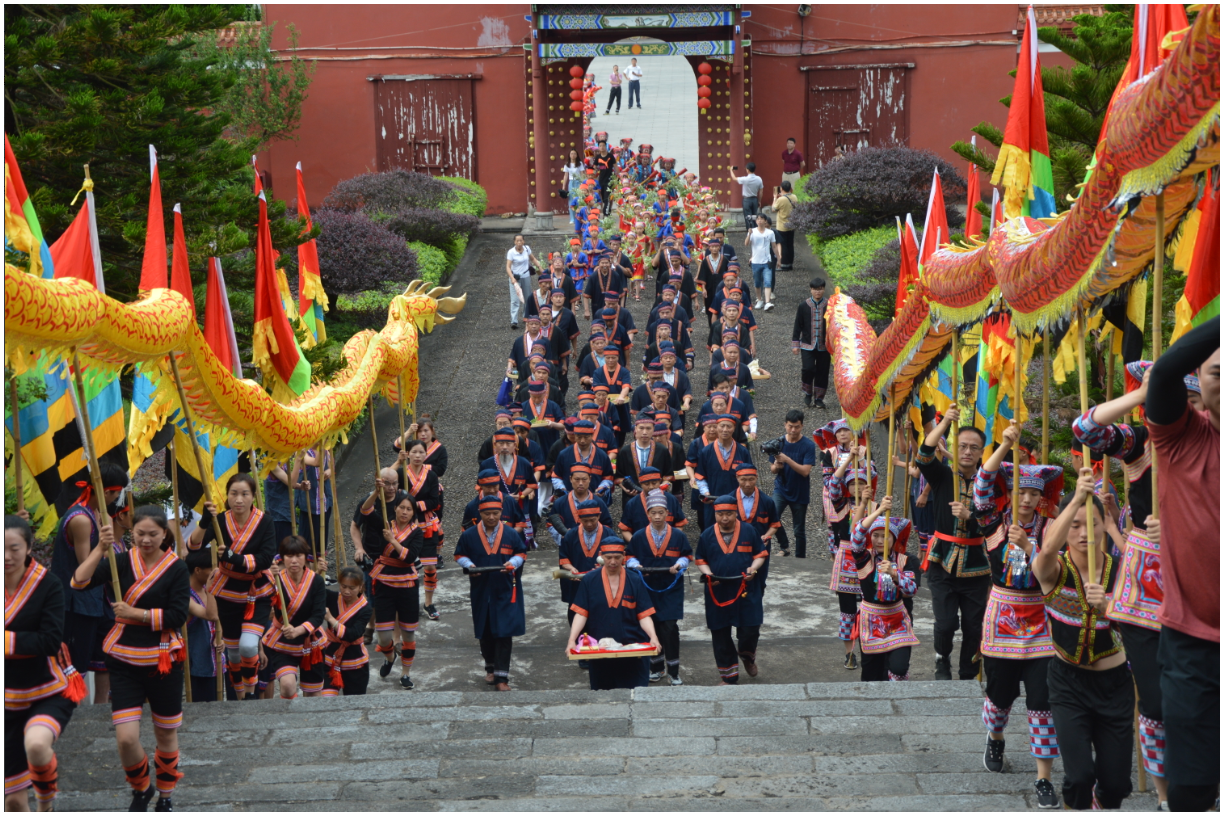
[951,8,1134,211]
[4,5,312,305]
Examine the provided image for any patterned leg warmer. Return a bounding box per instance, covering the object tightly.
[239,655,260,696]
[29,756,58,806]
[401,645,416,674]
[837,612,855,642]
[717,663,739,684]
[666,658,680,678]
[887,671,909,681]
[423,570,438,593]
[154,750,183,796]
[812,387,827,401]
[650,655,665,673]
[123,755,151,793]
[1137,715,1165,778]
[981,698,1011,735]
[1027,710,1059,759]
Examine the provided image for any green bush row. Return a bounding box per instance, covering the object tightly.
[440,176,488,218]
[815,225,896,282]
[409,240,449,284]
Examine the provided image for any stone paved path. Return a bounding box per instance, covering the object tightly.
[54,682,1159,812]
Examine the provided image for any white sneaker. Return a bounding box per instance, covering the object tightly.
[754,299,764,310]
[764,301,775,312]
[668,674,684,686]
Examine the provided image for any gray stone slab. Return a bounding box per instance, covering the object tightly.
[632,716,808,737]
[632,684,809,702]
[717,699,893,718]
[818,794,1030,811]
[439,757,625,778]
[448,717,630,739]
[531,737,716,757]
[808,715,980,736]
[185,781,343,804]
[903,732,993,754]
[181,711,355,732]
[479,689,632,705]
[269,721,450,746]
[628,701,718,719]
[716,773,920,798]
[624,755,814,777]
[894,696,988,716]
[248,760,440,784]
[812,752,987,775]
[536,774,720,798]
[805,680,982,699]
[367,705,542,723]
[350,738,534,761]
[917,772,1037,796]
[716,734,904,756]
[436,798,627,812]
[343,777,536,801]
[623,798,833,812]
[256,803,441,813]
[540,703,627,719]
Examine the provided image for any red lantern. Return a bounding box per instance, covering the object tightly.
[570,90,583,101]
[697,75,712,87]
[569,77,583,90]
[697,86,712,98]
[570,101,583,111]
[697,98,712,109]
[569,65,584,78]
[697,62,713,75]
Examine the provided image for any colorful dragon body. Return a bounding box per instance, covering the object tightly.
[3,269,465,456]
[829,6,1219,429]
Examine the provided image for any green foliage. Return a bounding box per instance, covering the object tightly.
[793,174,815,203]
[4,5,313,303]
[972,122,1005,149]
[440,177,488,218]
[951,139,997,175]
[408,241,448,284]
[335,282,407,314]
[815,226,896,283]
[188,10,315,148]
[441,235,469,276]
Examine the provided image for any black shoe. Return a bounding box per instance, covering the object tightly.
[983,737,1005,773]
[155,797,173,812]
[425,604,440,621]
[813,399,826,410]
[379,647,398,678]
[843,652,857,671]
[934,655,952,680]
[511,323,519,330]
[803,393,812,407]
[130,787,156,812]
[1034,778,1059,809]
[578,659,590,670]
[399,675,415,690]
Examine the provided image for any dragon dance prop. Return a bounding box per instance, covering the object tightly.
[4,271,466,465]
[826,6,1219,430]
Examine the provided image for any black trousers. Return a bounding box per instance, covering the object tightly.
[860,647,912,681]
[711,625,760,684]
[777,229,795,267]
[983,654,1051,712]
[1047,659,1133,810]
[64,610,103,675]
[627,81,640,107]
[295,509,332,565]
[605,86,621,112]
[651,618,680,676]
[1118,622,1161,721]
[1159,626,1220,811]
[741,197,759,231]
[926,567,990,680]
[479,636,513,681]
[800,349,831,399]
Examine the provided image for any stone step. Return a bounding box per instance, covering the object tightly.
[49,681,1162,812]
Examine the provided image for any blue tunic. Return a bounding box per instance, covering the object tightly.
[453,522,527,639]
[552,444,614,493]
[627,524,692,621]
[618,490,687,538]
[557,524,615,604]
[734,488,780,589]
[553,491,613,532]
[695,521,768,630]
[460,493,523,531]
[693,441,753,523]
[570,567,656,690]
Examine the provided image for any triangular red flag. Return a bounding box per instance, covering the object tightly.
[965,137,983,239]
[895,215,920,315]
[50,201,97,288]
[919,169,949,267]
[170,204,195,319]
[204,257,242,378]
[990,188,1003,232]
[138,145,167,292]
[253,191,307,393]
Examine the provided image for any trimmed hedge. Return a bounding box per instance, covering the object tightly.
[815,225,896,283]
[441,176,488,218]
[409,240,448,284]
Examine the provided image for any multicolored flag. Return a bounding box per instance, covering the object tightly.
[991,6,1055,220]
[4,135,54,279]
[295,162,328,347]
[253,191,312,401]
[895,214,920,315]
[139,145,168,291]
[965,136,983,239]
[973,314,1028,456]
[1171,183,1219,344]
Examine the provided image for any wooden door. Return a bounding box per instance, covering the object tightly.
[374,78,475,179]
[805,65,909,168]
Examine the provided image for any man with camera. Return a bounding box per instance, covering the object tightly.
[766,409,818,557]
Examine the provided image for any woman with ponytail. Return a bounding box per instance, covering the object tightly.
[71,507,189,812]
[5,515,84,812]
[321,566,372,696]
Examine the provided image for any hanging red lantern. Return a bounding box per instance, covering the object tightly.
[570,89,583,101]
[697,98,712,109]
[697,86,712,98]
[570,101,583,111]
[697,62,713,75]
[569,77,583,90]
[697,74,712,87]
[569,64,584,78]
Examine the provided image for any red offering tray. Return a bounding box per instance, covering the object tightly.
[567,643,659,660]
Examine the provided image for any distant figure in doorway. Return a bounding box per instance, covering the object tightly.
[780,137,805,188]
[606,66,623,115]
[625,59,643,109]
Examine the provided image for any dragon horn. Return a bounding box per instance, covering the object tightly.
[436,294,467,315]
[424,285,452,300]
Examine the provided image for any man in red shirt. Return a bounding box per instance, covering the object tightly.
[780,138,805,188]
[1146,316,1219,812]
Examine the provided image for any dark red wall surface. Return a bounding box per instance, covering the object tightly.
[263,5,1051,213]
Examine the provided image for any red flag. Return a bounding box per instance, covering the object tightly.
[170,204,195,319]
[990,188,1003,232]
[50,198,99,289]
[253,191,310,398]
[965,136,983,239]
[204,258,243,378]
[919,169,949,267]
[295,161,328,342]
[895,215,920,315]
[1100,4,1190,141]
[138,145,167,292]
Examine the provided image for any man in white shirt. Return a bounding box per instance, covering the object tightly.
[624,59,643,109]
[505,234,542,329]
[728,162,763,231]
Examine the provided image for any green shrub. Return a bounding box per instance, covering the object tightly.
[794,173,815,203]
[816,225,896,282]
[441,234,468,275]
[440,177,488,218]
[409,240,448,284]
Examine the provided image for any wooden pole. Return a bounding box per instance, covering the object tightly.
[368,396,390,528]
[70,352,121,600]
[165,353,229,702]
[10,378,24,515]
[1102,346,1115,498]
[1148,192,1166,522]
[1075,310,1096,580]
[1013,329,1024,512]
[318,443,328,577]
[328,444,346,569]
[901,420,913,520]
[249,448,264,510]
[169,440,184,556]
[885,385,897,561]
[395,375,408,476]
[949,331,961,500]
[181,621,192,703]
[1041,330,1050,465]
[288,451,298,537]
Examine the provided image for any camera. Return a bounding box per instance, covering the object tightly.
[760,435,786,457]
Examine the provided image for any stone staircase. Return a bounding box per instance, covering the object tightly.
[51,680,1162,811]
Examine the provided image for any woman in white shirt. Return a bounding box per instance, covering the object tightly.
[605,66,623,115]
[744,213,780,311]
[560,149,584,230]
